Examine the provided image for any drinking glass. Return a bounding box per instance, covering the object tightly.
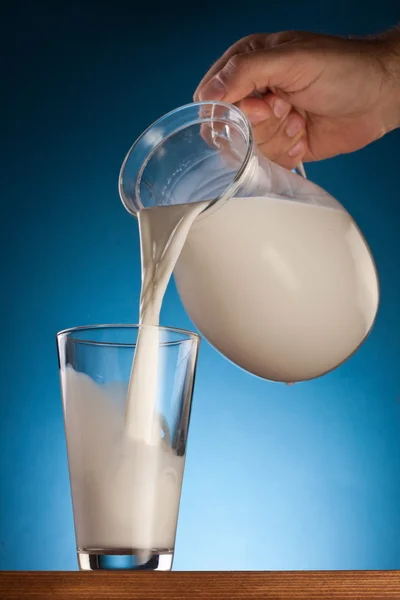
[57,324,200,571]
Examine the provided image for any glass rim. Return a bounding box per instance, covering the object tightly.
[56,323,200,348]
[118,100,253,217]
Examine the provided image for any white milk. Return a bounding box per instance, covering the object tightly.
[71,191,376,552]
[175,195,379,382]
[125,201,209,443]
[64,366,185,551]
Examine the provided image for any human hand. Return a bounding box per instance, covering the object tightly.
[194,30,400,169]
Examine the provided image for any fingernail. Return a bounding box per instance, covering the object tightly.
[199,76,226,101]
[286,118,303,138]
[288,140,305,157]
[248,112,265,126]
[273,98,291,119]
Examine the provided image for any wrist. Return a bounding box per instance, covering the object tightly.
[379,28,400,131]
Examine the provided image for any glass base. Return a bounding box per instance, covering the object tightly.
[77,548,173,571]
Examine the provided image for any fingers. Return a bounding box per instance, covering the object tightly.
[194,32,309,169]
[196,47,295,105]
[237,94,307,169]
[194,31,302,102]
[194,35,268,102]
[197,91,308,170]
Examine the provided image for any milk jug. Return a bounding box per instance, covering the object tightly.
[119,102,379,383]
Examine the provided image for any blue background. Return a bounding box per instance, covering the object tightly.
[1,0,399,570]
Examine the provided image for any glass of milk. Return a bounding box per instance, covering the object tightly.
[57,324,200,571]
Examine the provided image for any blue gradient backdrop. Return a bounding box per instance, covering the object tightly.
[1,0,399,570]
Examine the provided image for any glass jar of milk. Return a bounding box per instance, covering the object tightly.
[119,102,379,384]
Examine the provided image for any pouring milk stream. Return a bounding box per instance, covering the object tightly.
[125,201,209,443]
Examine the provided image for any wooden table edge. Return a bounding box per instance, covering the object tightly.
[1,570,400,599]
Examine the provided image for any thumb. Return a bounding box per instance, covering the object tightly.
[198,48,294,105]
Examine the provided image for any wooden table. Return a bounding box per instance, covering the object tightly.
[1,571,400,599]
